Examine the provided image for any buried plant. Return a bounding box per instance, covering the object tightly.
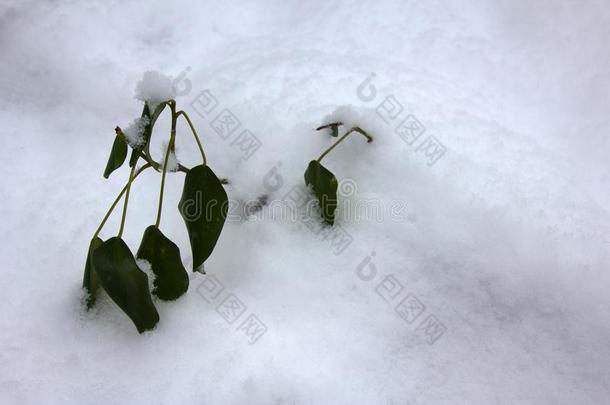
[83,97,228,333]
[305,123,373,225]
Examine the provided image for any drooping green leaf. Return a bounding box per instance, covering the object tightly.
[91,237,160,333]
[82,236,103,309]
[128,103,151,167]
[137,225,189,301]
[129,101,168,167]
[304,160,338,225]
[103,133,128,179]
[178,164,228,272]
[330,125,339,137]
[143,101,168,157]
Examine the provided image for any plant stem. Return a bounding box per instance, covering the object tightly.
[117,164,137,237]
[155,102,177,228]
[176,110,207,165]
[137,151,190,174]
[93,163,152,239]
[317,126,373,162]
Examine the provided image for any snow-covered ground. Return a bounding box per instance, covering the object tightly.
[1,0,609,404]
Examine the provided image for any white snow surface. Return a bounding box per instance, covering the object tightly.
[0,1,609,404]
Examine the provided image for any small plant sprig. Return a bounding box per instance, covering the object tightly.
[305,122,373,225]
[83,98,228,333]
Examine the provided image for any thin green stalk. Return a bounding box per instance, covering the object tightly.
[93,163,152,239]
[117,164,136,237]
[317,126,373,162]
[137,150,190,174]
[155,102,177,227]
[176,110,207,165]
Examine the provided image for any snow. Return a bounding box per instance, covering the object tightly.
[321,105,362,129]
[134,70,176,107]
[1,1,609,404]
[136,259,154,290]
[159,141,180,172]
[122,115,149,148]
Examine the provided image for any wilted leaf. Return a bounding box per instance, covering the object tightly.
[128,103,151,167]
[330,125,339,137]
[129,101,168,167]
[316,122,342,137]
[103,133,128,179]
[137,225,189,300]
[304,160,338,225]
[91,237,160,333]
[178,164,228,272]
[82,237,103,309]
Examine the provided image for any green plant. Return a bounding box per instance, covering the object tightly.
[83,99,228,333]
[305,123,373,225]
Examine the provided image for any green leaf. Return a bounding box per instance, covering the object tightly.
[91,237,160,333]
[103,133,128,179]
[137,225,189,301]
[82,236,103,309]
[178,164,228,272]
[304,160,338,225]
[128,103,151,167]
[129,101,168,167]
[329,124,340,137]
[143,102,168,156]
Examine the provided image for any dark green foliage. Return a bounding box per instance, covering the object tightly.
[137,225,189,300]
[304,160,338,225]
[92,237,160,333]
[103,133,128,178]
[85,98,228,333]
[82,237,104,308]
[128,103,151,167]
[316,122,341,137]
[306,123,372,225]
[178,164,228,272]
